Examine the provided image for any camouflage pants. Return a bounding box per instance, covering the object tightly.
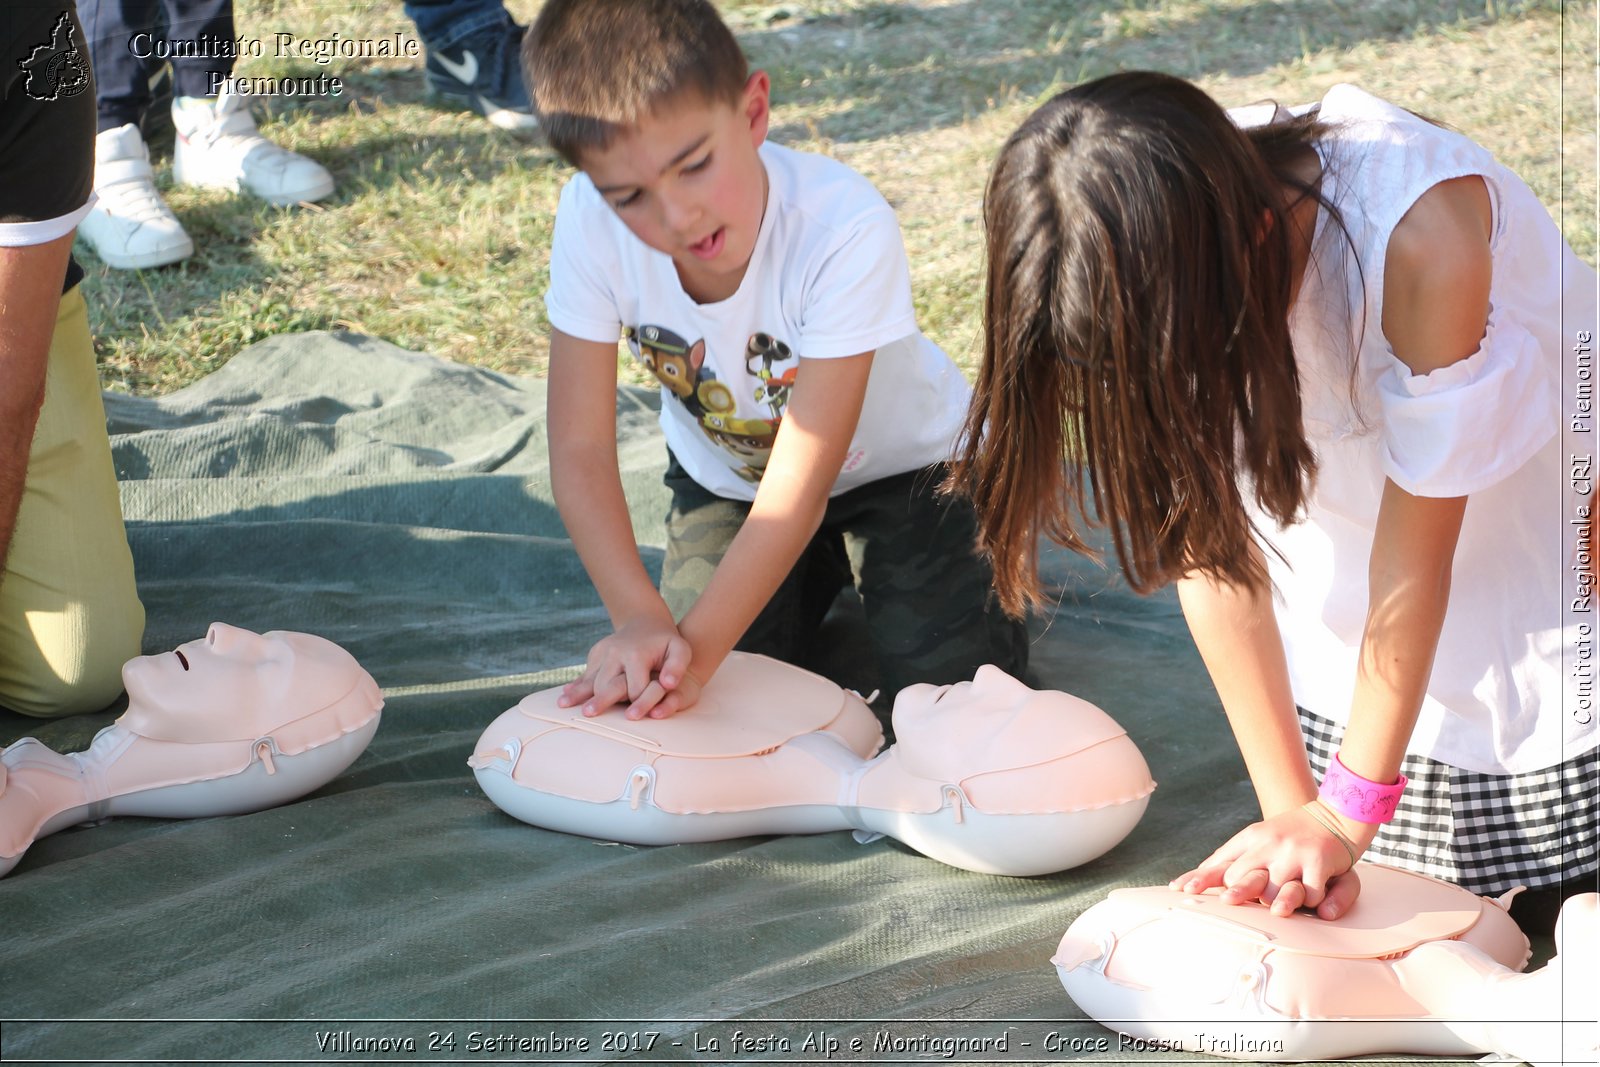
[660,453,1028,698]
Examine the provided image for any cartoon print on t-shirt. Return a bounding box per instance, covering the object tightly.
[628,324,801,483]
[627,324,707,411]
[628,323,730,425]
[746,332,799,418]
[701,410,778,483]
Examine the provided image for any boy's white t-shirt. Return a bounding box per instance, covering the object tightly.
[1235,85,1599,775]
[545,141,971,501]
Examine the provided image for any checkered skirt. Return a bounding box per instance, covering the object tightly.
[1298,708,1599,894]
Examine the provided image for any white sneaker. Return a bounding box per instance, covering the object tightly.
[77,124,194,270]
[172,93,335,206]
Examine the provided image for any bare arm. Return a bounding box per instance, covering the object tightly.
[681,353,872,660]
[1340,486,1466,788]
[0,233,73,569]
[546,327,690,711]
[636,351,874,718]
[1173,175,1490,918]
[1172,557,1360,916]
[550,328,872,720]
[1338,174,1490,788]
[1176,551,1313,820]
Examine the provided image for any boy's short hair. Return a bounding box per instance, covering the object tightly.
[524,0,750,165]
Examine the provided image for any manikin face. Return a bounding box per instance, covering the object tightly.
[893,664,1041,737]
[889,665,1127,779]
[578,74,772,304]
[122,623,297,722]
[119,623,371,745]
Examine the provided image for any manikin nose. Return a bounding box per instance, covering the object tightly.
[205,622,264,656]
[970,663,1029,695]
[971,664,1001,687]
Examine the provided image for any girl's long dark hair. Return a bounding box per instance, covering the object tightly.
[949,71,1333,615]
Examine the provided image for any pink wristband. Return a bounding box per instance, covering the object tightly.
[1318,752,1407,824]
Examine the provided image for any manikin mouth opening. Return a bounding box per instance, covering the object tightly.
[175,651,190,671]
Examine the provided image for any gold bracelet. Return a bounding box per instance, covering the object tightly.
[1301,800,1360,869]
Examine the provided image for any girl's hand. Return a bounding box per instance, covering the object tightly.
[1171,805,1376,919]
[559,617,693,719]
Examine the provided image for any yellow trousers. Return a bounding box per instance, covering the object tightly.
[0,285,144,717]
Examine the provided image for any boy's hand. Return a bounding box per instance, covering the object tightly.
[559,617,694,719]
[624,667,704,721]
[1170,807,1373,920]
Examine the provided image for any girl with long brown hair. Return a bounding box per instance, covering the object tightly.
[954,71,1596,926]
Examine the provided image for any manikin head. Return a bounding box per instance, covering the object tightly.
[889,664,1131,780]
[2,624,383,877]
[120,623,373,742]
[525,0,771,303]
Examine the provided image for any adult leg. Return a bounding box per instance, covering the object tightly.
[408,0,538,131]
[840,465,1029,700]
[0,287,145,718]
[163,0,334,207]
[161,0,235,100]
[80,0,165,132]
[81,0,235,119]
[77,0,200,268]
[404,0,508,51]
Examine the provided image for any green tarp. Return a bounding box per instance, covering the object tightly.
[0,333,1498,1065]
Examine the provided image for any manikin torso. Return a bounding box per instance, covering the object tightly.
[470,653,1157,877]
[1055,863,1597,1064]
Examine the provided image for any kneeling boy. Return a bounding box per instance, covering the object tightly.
[528,0,1026,719]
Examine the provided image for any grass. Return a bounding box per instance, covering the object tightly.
[81,0,1595,394]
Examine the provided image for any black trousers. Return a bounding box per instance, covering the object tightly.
[660,452,1029,702]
